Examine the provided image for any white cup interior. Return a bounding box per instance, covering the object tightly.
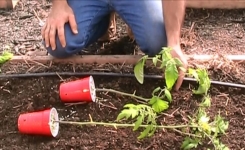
[89,76,96,102]
[49,108,59,137]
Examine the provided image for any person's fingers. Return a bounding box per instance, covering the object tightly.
[57,24,66,48]
[49,25,57,50]
[169,46,188,91]
[44,23,51,47]
[174,59,188,91]
[68,14,78,34]
[174,68,185,91]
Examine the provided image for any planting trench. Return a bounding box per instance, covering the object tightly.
[0,62,245,150]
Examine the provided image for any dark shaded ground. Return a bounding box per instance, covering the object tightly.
[0,0,245,150]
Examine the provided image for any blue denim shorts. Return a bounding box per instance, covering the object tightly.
[45,0,167,58]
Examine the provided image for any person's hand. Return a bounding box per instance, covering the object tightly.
[170,45,188,91]
[41,3,78,50]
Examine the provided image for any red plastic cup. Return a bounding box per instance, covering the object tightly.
[17,108,59,137]
[59,76,96,103]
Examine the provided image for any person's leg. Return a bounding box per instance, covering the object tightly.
[45,0,110,58]
[112,0,167,56]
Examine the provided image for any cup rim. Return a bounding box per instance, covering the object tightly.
[89,76,96,102]
[48,107,59,137]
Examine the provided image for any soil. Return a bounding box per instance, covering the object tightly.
[0,0,245,150]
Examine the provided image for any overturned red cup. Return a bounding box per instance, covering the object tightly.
[17,107,59,137]
[59,76,96,103]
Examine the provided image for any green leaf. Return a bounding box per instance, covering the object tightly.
[138,125,151,139]
[146,114,152,124]
[147,125,157,137]
[162,47,172,58]
[214,114,229,134]
[181,138,191,149]
[197,108,207,120]
[164,88,172,102]
[213,139,230,150]
[158,49,165,54]
[188,68,199,81]
[116,109,131,121]
[165,60,178,90]
[116,108,138,121]
[181,137,199,150]
[134,56,147,84]
[159,62,166,69]
[152,87,161,96]
[183,143,199,150]
[174,58,183,67]
[193,84,208,95]
[200,96,211,107]
[130,109,139,119]
[159,47,173,68]
[218,143,230,150]
[133,115,144,131]
[149,96,158,105]
[124,104,136,108]
[152,57,158,66]
[0,51,13,65]
[197,69,208,81]
[191,69,211,95]
[151,97,169,113]
[162,50,171,64]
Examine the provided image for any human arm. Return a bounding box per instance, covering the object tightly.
[162,0,188,91]
[41,0,78,50]
[52,0,68,6]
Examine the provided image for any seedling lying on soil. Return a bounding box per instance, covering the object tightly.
[183,68,229,150]
[59,48,229,149]
[117,47,229,149]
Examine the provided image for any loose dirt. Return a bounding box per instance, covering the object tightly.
[0,0,245,150]
[0,63,245,150]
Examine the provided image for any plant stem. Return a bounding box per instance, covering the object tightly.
[58,120,197,129]
[157,89,165,98]
[203,131,218,150]
[147,57,162,62]
[173,128,202,138]
[147,57,163,66]
[96,88,150,102]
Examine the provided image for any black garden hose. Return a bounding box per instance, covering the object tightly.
[0,72,245,89]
